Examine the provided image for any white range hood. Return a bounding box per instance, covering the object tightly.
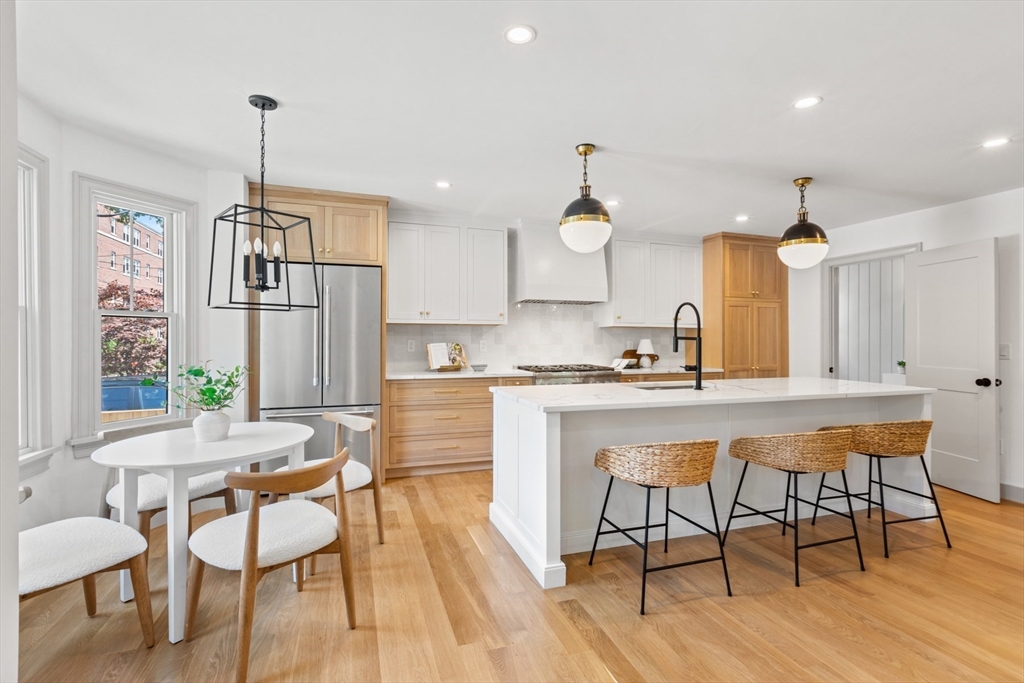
[509,228,608,305]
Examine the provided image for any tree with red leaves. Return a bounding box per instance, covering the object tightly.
[98,281,167,378]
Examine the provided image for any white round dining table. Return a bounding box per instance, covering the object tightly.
[92,421,314,644]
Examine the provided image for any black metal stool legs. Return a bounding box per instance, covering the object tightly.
[706,482,732,597]
[875,456,890,557]
[782,473,793,536]
[811,473,827,525]
[722,461,749,544]
[921,456,952,549]
[589,476,614,566]
[792,473,800,586]
[640,487,652,614]
[842,470,866,571]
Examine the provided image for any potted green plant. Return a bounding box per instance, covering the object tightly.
[896,360,906,375]
[172,363,249,442]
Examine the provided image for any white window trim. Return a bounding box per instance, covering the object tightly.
[18,145,55,479]
[71,174,198,447]
[819,243,922,378]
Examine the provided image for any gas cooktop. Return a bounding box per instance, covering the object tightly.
[516,364,621,385]
[516,364,614,373]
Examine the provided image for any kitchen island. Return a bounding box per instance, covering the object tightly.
[489,377,936,588]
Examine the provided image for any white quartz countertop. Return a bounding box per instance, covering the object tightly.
[619,367,724,375]
[490,377,936,413]
[386,368,533,381]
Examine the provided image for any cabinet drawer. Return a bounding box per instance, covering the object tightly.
[619,375,642,383]
[389,403,492,435]
[388,432,492,467]
[501,377,534,386]
[388,379,494,405]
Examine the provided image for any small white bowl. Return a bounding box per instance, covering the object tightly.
[471,364,488,372]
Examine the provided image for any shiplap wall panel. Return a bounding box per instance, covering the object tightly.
[834,256,906,382]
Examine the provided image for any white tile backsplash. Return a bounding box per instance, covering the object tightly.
[387,303,693,371]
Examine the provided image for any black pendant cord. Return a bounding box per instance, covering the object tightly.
[259,105,267,248]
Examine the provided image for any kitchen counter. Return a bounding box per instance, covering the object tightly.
[619,366,725,376]
[489,377,936,589]
[490,376,933,413]
[386,368,533,380]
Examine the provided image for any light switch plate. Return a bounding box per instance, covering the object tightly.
[407,340,415,352]
[480,340,488,352]
[999,343,1010,360]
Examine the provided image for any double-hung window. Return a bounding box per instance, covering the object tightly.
[76,175,195,434]
[109,251,115,269]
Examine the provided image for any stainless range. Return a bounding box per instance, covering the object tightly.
[516,364,622,385]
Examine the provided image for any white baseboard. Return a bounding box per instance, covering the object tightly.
[1001,484,1024,504]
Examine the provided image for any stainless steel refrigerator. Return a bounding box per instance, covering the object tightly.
[259,264,381,470]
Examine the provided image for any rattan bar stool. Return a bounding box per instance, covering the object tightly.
[810,420,950,558]
[723,430,864,587]
[588,439,731,615]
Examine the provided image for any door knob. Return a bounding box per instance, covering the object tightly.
[996,379,1003,387]
[975,378,992,387]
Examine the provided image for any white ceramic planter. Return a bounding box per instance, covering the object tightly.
[193,409,231,443]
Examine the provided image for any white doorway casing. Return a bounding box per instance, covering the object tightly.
[905,238,1001,503]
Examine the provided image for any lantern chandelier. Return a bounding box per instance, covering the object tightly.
[559,144,613,254]
[207,95,319,311]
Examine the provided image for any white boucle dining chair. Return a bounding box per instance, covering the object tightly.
[268,411,384,574]
[184,449,356,683]
[18,486,155,648]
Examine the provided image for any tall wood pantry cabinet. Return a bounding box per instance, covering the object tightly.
[702,233,789,379]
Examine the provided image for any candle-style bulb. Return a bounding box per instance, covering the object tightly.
[262,241,269,256]
[243,240,252,255]
[273,241,282,257]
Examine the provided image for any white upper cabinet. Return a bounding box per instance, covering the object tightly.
[465,227,506,323]
[598,235,702,328]
[387,222,507,325]
[613,240,646,324]
[387,223,424,321]
[423,225,461,321]
[649,242,701,327]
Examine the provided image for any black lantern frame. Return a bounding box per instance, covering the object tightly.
[207,94,321,312]
[206,203,320,311]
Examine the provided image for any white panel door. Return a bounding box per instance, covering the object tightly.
[905,239,1000,502]
[466,227,505,323]
[423,225,461,322]
[386,223,423,322]
[613,240,646,324]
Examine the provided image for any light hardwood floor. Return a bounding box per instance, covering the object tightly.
[19,471,1024,682]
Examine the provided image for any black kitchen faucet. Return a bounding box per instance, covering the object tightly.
[672,302,703,390]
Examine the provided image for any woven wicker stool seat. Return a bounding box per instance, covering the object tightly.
[723,429,865,587]
[810,420,950,558]
[589,440,731,615]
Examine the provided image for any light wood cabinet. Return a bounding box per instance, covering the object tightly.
[384,376,532,477]
[247,184,386,267]
[703,233,789,379]
[386,223,507,325]
[599,235,702,328]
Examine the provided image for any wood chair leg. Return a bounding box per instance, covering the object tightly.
[267,493,279,505]
[188,500,195,537]
[127,553,155,648]
[236,562,259,683]
[82,574,97,617]
[371,476,385,545]
[335,482,357,629]
[185,555,205,642]
[223,488,237,516]
[138,510,153,564]
[309,555,317,576]
[295,560,304,592]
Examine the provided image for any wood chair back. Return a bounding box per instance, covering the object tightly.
[323,412,381,489]
[225,448,350,495]
[323,411,376,433]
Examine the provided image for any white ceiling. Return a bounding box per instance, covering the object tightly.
[15,1,1024,236]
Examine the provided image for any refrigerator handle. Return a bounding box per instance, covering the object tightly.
[325,285,332,386]
[313,304,320,387]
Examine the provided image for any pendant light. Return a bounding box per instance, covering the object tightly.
[777,177,829,269]
[559,143,613,253]
[207,95,319,311]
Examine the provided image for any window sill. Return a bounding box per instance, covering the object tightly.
[18,446,60,481]
[69,417,193,458]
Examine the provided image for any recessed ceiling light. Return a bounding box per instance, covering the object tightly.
[794,96,823,109]
[504,25,536,44]
[436,181,452,188]
[606,200,620,207]
[735,215,749,222]
[983,138,1010,148]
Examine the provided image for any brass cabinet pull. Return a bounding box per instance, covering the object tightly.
[433,389,459,394]
[326,248,332,254]
[426,311,430,315]
[433,445,460,450]
[433,415,460,420]
[419,311,424,315]
[318,248,324,253]
[499,312,504,317]
[616,315,622,320]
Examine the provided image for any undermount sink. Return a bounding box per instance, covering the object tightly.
[632,381,698,391]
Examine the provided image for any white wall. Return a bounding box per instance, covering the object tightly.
[16,97,249,529]
[1,1,22,677]
[789,188,1024,493]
